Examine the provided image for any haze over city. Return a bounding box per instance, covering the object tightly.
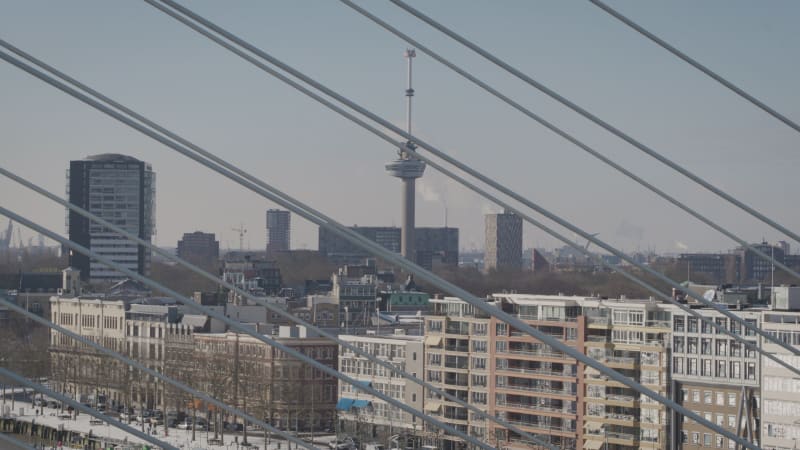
[2,1,799,254]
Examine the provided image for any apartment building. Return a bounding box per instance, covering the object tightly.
[760,287,800,450]
[492,295,584,450]
[582,299,671,450]
[667,306,761,450]
[193,327,339,431]
[337,332,424,444]
[422,294,673,450]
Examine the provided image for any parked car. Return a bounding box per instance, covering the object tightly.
[329,437,359,450]
[224,422,243,432]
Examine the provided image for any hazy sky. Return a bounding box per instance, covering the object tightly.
[2,1,799,255]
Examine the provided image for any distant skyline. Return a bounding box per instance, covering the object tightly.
[2,1,799,255]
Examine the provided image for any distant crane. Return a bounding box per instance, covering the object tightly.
[232,223,247,251]
[0,220,12,250]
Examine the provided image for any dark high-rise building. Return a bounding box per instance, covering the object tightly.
[177,231,219,267]
[266,209,290,255]
[484,210,522,271]
[415,227,459,270]
[318,225,458,269]
[67,154,155,282]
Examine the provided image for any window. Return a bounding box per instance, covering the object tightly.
[496,323,507,336]
[412,352,417,361]
[715,360,727,378]
[703,433,712,447]
[701,319,712,334]
[716,392,725,406]
[745,362,756,380]
[715,414,724,426]
[674,316,685,332]
[691,433,699,444]
[674,336,685,353]
[702,359,712,376]
[716,340,727,356]
[688,317,698,333]
[688,337,698,353]
[704,391,713,404]
[728,393,736,407]
[715,317,727,333]
[692,390,700,403]
[688,358,698,376]
[701,338,712,355]
[673,357,684,375]
[730,361,741,379]
[727,415,736,428]
[716,435,724,448]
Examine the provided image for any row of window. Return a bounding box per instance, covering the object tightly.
[673,336,757,358]
[673,357,756,379]
[674,316,757,336]
[681,431,737,449]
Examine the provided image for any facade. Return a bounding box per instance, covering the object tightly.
[485,210,523,271]
[67,154,155,282]
[50,296,128,407]
[222,256,282,302]
[415,227,459,270]
[337,333,425,444]
[176,231,219,267]
[266,209,291,255]
[668,307,761,450]
[318,225,459,269]
[422,294,676,450]
[760,302,800,450]
[333,267,378,333]
[678,253,741,284]
[193,328,338,431]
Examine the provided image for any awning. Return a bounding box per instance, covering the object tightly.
[352,399,372,409]
[584,439,603,450]
[425,335,442,346]
[423,402,441,412]
[336,398,354,411]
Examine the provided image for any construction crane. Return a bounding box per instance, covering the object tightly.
[0,220,12,250]
[232,223,247,251]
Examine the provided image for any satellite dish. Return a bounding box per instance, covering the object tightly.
[703,289,716,302]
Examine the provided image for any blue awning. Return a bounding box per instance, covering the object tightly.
[352,399,372,409]
[336,398,355,411]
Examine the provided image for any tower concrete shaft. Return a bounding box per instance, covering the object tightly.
[385,48,424,262]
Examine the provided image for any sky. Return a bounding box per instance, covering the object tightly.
[1,1,799,255]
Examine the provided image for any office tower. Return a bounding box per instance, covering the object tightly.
[266,209,290,255]
[485,210,523,271]
[318,225,459,269]
[176,231,219,266]
[67,154,155,282]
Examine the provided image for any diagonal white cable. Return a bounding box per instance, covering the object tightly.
[0,166,558,450]
[590,0,800,135]
[0,205,489,450]
[0,298,319,450]
[389,0,800,247]
[340,0,800,284]
[0,48,763,449]
[0,430,37,450]
[0,367,178,450]
[146,0,800,358]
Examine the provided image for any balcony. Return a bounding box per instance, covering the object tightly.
[500,366,576,378]
[503,420,576,434]
[498,384,575,397]
[444,358,468,370]
[495,400,576,415]
[444,344,469,353]
[501,348,571,360]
